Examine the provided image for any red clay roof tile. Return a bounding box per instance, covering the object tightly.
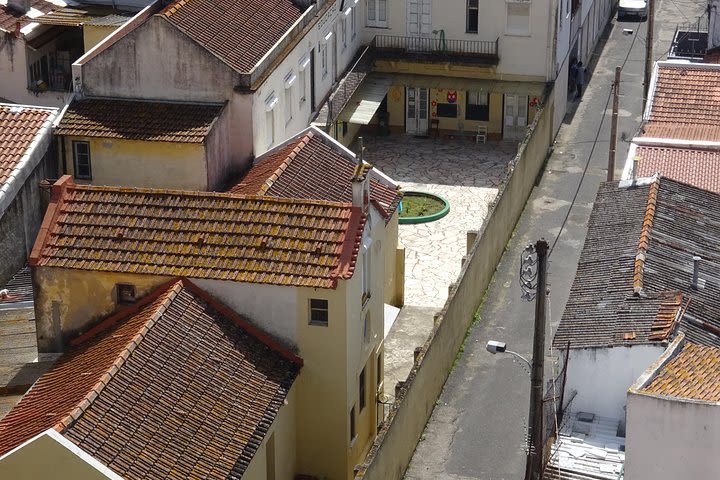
[159,0,305,74]
[0,279,301,477]
[634,146,720,193]
[0,0,54,31]
[229,129,402,221]
[0,104,55,189]
[55,98,224,143]
[641,342,720,402]
[644,65,720,142]
[30,176,365,289]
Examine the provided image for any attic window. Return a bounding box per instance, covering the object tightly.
[117,284,136,304]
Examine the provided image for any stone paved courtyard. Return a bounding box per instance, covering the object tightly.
[361,135,517,309]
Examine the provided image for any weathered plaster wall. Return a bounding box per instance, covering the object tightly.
[32,268,171,352]
[0,150,53,285]
[61,136,208,190]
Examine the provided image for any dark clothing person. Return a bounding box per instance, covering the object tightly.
[575,62,586,99]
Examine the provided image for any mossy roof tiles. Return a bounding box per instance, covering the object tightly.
[30,176,365,289]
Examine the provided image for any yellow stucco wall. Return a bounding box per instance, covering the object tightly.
[242,385,298,480]
[33,267,171,352]
[61,136,208,190]
[0,432,115,479]
[384,212,402,306]
[82,25,118,52]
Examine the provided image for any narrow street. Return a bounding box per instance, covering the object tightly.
[404,1,707,479]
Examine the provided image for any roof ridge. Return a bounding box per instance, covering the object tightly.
[28,176,74,266]
[633,179,660,295]
[331,207,366,284]
[55,282,183,434]
[259,131,315,195]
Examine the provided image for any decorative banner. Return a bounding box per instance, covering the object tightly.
[447,91,457,104]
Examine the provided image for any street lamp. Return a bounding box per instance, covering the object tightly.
[486,340,531,372]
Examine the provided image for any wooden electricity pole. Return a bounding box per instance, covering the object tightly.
[525,240,549,480]
[643,0,655,108]
[608,66,621,182]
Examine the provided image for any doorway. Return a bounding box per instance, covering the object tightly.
[407,0,432,50]
[406,87,429,135]
[503,94,528,140]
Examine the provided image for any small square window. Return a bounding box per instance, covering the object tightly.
[117,284,136,304]
[309,298,329,326]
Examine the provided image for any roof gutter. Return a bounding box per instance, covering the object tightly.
[631,136,720,150]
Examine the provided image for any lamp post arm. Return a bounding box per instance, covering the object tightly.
[504,350,532,371]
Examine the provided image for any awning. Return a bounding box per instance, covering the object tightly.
[388,73,547,97]
[341,75,393,125]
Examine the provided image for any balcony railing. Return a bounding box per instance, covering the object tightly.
[373,35,499,65]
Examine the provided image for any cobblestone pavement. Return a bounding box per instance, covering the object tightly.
[361,135,517,308]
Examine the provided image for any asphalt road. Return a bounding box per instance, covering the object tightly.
[404,1,707,478]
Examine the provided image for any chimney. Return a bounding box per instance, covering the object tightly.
[691,256,704,290]
[352,137,370,212]
[8,0,31,14]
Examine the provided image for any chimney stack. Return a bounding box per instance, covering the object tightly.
[8,0,31,14]
[352,137,370,212]
[691,256,703,290]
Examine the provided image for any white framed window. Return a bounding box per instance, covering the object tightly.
[284,71,296,125]
[309,298,329,326]
[351,6,357,38]
[265,93,278,147]
[320,42,328,79]
[466,91,490,121]
[467,0,479,33]
[367,0,387,27]
[72,141,92,179]
[299,55,310,106]
[507,3,531,36]
[341,16,348,50]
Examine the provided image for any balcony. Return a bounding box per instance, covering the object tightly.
[372,35,499,66]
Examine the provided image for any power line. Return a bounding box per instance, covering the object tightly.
[549,22,641,257]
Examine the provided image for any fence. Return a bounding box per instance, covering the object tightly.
[374,35,498,57]
[354,83,556,479]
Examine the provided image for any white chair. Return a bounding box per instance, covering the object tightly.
[475,125,487,144]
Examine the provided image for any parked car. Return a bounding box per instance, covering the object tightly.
[618,0,648,19]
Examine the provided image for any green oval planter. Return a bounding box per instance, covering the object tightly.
[399,191,450,224]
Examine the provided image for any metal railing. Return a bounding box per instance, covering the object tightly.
[373,34,499,61]
[320,45,374,127]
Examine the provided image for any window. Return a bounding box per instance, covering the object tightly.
[309,298,329,326]
[361,240,371,301]
[320,43,328,78]
[376,352,383,390]
[467,0,479,33]
[359,367,366,411]
[72,141,92,180]
[367,0,387,27]
[117,284,136,304]
[466,91,490,121]
[351,6,357,38]
[363,312,371,343]
[265,93,278,147]
[350,406,356,442]
[299,56,310,106]
[507,3,531,36]
[341,17,348,50]
[284,72,295,125]
[29,55,49,86]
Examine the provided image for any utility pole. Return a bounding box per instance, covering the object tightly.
[608,66,621,182]
[525,239,549,480]
[643,0,655,108]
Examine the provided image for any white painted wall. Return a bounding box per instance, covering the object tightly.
[564,345,665,419]
[625,394,720,480]
[252,0,365,156]
[190,278,298,348]
[0,37,70,107]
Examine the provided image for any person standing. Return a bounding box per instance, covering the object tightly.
[575,61,586,100]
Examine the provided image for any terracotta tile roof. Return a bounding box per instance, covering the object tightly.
[641,342,720,402]
[159,0,304,74]
[30,176,365,289]
[554,178,720,349]
[644,64,720,142]
[0,104,55,188]
[0,265,33,305]
[0,0,54,32]
[0,279,301,477]
[55,98,225,143]
[634,146,720,194]
[229,129,402,221]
